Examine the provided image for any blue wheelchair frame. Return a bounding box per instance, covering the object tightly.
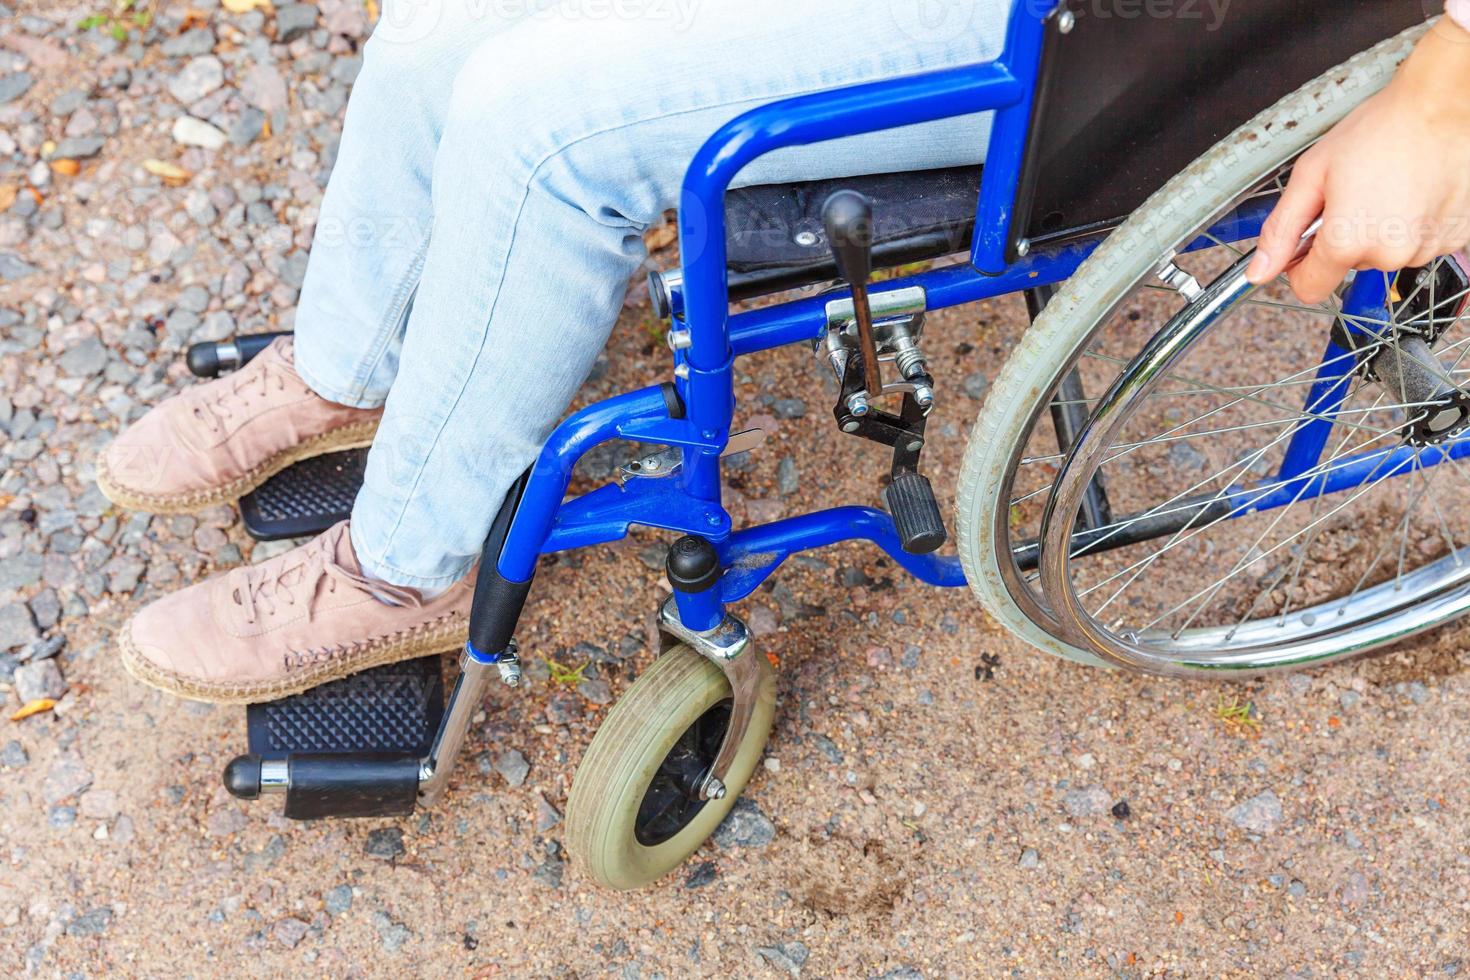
[471,0,1430,646]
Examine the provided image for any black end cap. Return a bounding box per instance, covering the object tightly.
[666,535,720,593]
[186,342,221,378]
[223,755,263,800]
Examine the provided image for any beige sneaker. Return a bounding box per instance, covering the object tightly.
[119,522,473,704]
[96,336,380,513]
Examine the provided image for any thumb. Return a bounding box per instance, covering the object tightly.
[1248,161,1326,285]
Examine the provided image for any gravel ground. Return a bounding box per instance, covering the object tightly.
[4,2,1470,976]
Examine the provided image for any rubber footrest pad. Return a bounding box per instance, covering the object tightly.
[246,656,445,760]
[240,448,367,542]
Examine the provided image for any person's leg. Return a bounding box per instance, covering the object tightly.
[291,0,557,408]
[353,0,1010,589]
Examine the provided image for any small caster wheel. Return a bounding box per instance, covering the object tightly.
[565,644,775,890]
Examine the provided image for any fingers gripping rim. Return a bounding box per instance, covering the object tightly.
[953,22,1433,668]
[565,645,776,890]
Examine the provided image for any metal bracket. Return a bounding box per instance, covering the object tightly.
[616,428,768,485]
[656,595,773,801]
[823,285,927,338]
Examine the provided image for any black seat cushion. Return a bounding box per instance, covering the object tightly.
[723,166,981,299]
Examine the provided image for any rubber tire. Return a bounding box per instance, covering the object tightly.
[952,22,1432,669]
[565,645,776,890]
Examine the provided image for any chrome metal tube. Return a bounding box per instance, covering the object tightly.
[416,651,494,807]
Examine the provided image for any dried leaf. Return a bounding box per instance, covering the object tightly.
[50,159,81,177]
[143,159,193,186]
[261,116,272,139]
[364,0,379,23]
[10,698,57,721]
[0,184,16,210]
[180,7,211,30]
[222,0,272,12]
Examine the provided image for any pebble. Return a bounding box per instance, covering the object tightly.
[756,942,809,977]
[493,749,530,787]
[275,3,320,41]
[272,918,310,948]
[324,885,353,916]
[14,659,66,702]
[962,372,988,400]
[58,337,109,377]
[1018,847,1040,869]
[365,827,406,860]
[776,456,799,495]
[1227,790,1283,834]
[0,602,39,652]
[66,908,113,938]
[372,912,413,951]
[169,56,225,104]
[684,861,718,889]
[535,796,562,833]
[0,72,34,105]
[172,117,228,150]
[240,64,288,113]
[713,798,775,848]
[1,740,28,768]
[771,398,807,419]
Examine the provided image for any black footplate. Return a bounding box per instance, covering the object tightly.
[223,656,445,819]
[240,448,368,542]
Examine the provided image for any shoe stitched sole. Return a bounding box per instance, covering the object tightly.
[118,610,466,705]
[96,418,379,515]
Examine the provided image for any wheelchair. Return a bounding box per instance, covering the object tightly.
[192,2,1456,888]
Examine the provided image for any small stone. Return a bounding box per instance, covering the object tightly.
[273,917,309,948]
[771,398,806,420]
[51,137,105,160]
[373,913,412,952]
[1111,799,1131,820]
[49,805,77,829]
[756,942,809,977]
[1227,790,1283,834]
[365,827,405,860]
[533,850,566,889]
[776,456,799,495]
[0,72,34,105]
[172,116,228,150]
[14,659,66,702]
[684,861,718,889]
[59,336,109,377]
[43,753,93,805]
[1,740,28,768]
[0,254,38,281]
[325,885,353,916]
[962,372,989,400]
[493,749,530,787]
[1061,785,1111,818]
[275,3,319,41]
[1287,879,1307,899]
[713,798,775,849]
[240,64,288,113]
[169,56,225,104]
[0,602,39,652]
[229,108,267,146]
[576,677,612,705]
[66,908,112,938]
[1018,847,1040,869]
[747,604,780,636]
[535,796,562,832]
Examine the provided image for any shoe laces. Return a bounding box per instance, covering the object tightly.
[232,532,422,626]
[191,350,294,436]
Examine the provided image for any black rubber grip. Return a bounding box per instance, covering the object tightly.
[883,472,947,555]
[282,753,422,820]
[185,331,292,378]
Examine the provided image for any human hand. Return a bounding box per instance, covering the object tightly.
[1247,18,1470,304]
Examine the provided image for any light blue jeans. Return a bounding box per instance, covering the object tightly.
[294,0,1007,589]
